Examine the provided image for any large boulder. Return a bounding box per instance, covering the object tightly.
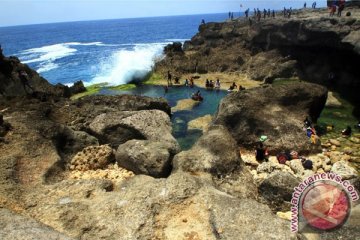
[331,160,358,180]
[115,140,173,178]
[24,172,296,240]
[213,82,327,154]
[259,171,301,212]
[70,145,114,171]
[89,110,179,152]
[173,125,240,176]
[0,208,73,240]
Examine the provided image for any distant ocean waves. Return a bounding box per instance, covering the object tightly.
[16,40,187,86]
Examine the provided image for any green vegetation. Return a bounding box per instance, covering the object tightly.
[143,72,164,85]
[317,92,357,138]
[109,84,136,91]
[71,83,106,100]
[71,83,137,100]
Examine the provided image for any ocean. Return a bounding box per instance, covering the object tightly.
[0,13,229,86]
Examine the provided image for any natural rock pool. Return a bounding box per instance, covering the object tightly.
[99,85,228,149]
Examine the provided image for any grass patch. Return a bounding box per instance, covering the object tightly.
[109,84,136,91]
[143,72,164,85]
[317,92,357,139]
[71,83,107,100]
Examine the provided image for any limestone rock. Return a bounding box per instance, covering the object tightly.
[329,139,341,146]
[187,114,212,132]
[259,171,301,211]
[116,140,173,178]
[70,145,114,171]
[213,82,327,154]
[171,98,200,112]
[0,208,73,240]
[173,125,240,176]
[89,110,179,153]
[331,160,358,180]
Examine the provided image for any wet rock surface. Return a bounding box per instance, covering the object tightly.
[213,82,327,154]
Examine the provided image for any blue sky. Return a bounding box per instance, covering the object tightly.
[0,0,327,27]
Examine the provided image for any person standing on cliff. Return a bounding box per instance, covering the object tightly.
[18,70,34,94]
[245,8,249,18]
[0,44,4,60]
[304,2,307,8]
[338,0,345,16]
[272,10,275,18]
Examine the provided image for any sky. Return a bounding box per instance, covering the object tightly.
[0,0,327,27]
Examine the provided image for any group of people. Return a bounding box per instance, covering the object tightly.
[303,2,317,9]
[254,140,313,169]
[253,8,276,21]
[329,0,346,17]
[205,78,221,89]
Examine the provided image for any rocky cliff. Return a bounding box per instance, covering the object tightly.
[156,7,360,117]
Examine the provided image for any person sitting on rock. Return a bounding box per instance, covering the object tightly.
[301,157,313,170]
[189,78,194,87]
[304,116,312,128]
[205,79,210,88]
[255,142,268,162]
[201,19,206,25]
[215,78,221,89]
[239,85,245,91]
[184,78,189,86]
[174,76,180,84]
[18,70,34,93]
[228,82,237,91]
[341,126,352,137]
[209,80,214,88]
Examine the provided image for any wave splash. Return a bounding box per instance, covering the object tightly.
[90,43,165,86]
[19,42,109,73]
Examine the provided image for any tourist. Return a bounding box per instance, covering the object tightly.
[215,78,221,89]
[263,9,267,19]
[18,70,34,93]
[330,4,336,17]
[189,78,194,87]
[209,80,214,88]
[283,7,287,17]
[245,8,249,18]
[272,10,275,18]
[174,76,180,84]
[228,82,237,91]
[304,2,307,8]
[167,71,172,86]
[301,157,313,170]
[205,79,210,88]
[312,1,317,9]
[341,126,352,137]
[304,116,312,128]
[239,85,245,91]
[184,78,189,86]
[255,142,268,161]
[0,44,4,60]
[338,0,345,17]
[231,12,234,20]
[201,19,205,25]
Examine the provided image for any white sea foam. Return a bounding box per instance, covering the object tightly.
[91,43,166,86]
[165,38,189,42]
[19,42,112,73]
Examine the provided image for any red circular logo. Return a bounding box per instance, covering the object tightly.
[301,181,350,231]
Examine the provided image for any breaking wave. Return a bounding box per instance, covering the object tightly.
[90,43,166,86]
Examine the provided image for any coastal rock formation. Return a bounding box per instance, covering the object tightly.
[89,110,179,152]
[173,125,240,175]
[115,140,173,177]
[0,208,73,240]
[0,55,83,98]
[69,145,114,171]
[23,172,295,240]
[213,82,328,154]
[258,172,300,212]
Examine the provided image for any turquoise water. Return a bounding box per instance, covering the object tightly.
[100,85,228,149]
